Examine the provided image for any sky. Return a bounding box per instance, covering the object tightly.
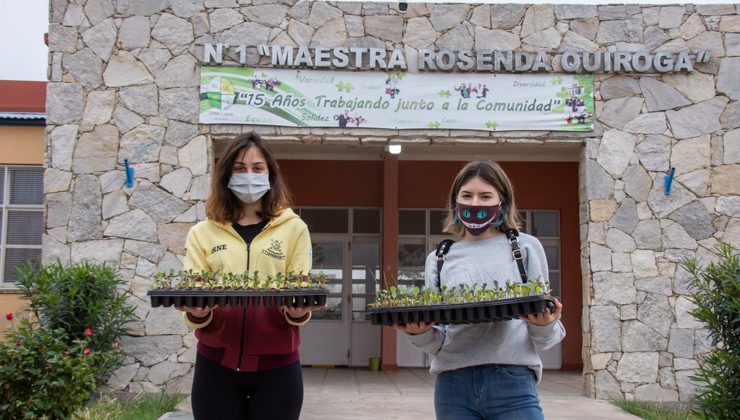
[0,0,48,81]
[0,0,736,82]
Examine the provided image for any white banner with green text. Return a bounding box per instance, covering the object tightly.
[199,67,593,132]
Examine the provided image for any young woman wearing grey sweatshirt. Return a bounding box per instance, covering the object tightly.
[396,161,565,420]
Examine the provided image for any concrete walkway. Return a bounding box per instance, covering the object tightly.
[160,368,640,420]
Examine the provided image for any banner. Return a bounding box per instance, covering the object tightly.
[199,67,593,132]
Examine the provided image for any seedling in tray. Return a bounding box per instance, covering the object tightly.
[152,270,328,290]
[148,270,329,309]
[367,280,555,325]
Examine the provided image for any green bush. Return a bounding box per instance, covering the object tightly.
[684,243,740,420]
[0,321,119,419]
[15,261,136,375]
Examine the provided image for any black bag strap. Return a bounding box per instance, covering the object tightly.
[435,239,455,288]
[434,230,528,287]
[505,229,528,283]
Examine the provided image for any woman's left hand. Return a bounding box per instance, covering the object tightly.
[520,298,562,326]
[283,304,325,320]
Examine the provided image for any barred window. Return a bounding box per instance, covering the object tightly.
[1,166,44,285]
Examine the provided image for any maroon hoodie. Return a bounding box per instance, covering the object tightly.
[188,306,308,372]
[182,210,314,372]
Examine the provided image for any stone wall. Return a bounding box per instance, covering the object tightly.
[578,5,740,401]
[45,1,740,399]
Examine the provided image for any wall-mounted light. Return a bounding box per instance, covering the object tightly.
[388,144,402,154]
[398,2,408,12]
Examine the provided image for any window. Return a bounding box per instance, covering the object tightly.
[296,207,381,321]
[1,166,44,286]
[398,208,561,297]
[397,209,454,289]
[520,210,561,297]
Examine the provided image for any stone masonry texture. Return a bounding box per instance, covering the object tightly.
[45,1,739,401]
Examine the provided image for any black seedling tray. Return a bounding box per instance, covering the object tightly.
[148,288,328,309]
[367,295,555,326]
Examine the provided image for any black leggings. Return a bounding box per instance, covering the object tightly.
[191,353,303,420]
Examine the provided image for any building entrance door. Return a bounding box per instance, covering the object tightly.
[298,208,382,366]
[300,235,351,365]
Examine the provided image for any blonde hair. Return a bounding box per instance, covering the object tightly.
[442,160,522,237]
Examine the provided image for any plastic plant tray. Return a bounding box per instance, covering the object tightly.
[367,295,555,326]
[148,288,328,309]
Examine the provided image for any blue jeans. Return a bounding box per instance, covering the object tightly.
[434,364,544,420]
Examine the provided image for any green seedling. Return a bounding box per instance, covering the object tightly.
[368,278,551,308]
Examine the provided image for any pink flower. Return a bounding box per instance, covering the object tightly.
[84,328,94,336]
[15,341,22,346]
[112,341,119,349]
[83,348,92,355]
[5,313,12,320]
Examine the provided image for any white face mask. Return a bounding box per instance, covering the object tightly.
[228,173,270,204]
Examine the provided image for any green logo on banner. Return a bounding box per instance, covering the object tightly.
[201,76,236,110]
[337,81,354,92]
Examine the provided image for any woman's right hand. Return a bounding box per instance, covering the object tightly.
[177,306,216,318]
[394,322,434,335]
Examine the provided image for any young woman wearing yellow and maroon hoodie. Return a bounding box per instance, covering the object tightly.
[179,133,321,419]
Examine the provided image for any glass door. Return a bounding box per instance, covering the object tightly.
[349,235,381,366]
[521,210,562,369]
[297,207,382,366]
[396,209,454,367]
[300,235,350,365]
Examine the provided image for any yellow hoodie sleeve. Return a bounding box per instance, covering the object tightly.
[183,226,210,272]
[286,223,312,274]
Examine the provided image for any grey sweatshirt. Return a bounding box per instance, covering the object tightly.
[406,232,565,382]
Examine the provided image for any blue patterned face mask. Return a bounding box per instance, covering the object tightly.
[455,203,503,236]
[228,173,270,203]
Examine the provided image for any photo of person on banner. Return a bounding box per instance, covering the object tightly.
[385,74,400,98]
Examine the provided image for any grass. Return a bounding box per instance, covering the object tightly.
[74,393,185,420]
[612,400,703,420]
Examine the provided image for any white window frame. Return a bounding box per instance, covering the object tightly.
[397,208,562,297]
[520,209,562,298]
[295,206,382,321]
[398,208,454,288]
[0,165,44,287]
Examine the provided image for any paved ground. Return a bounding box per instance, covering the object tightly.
[161,368,640,420]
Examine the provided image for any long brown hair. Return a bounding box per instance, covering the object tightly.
[206,133,293,223]
[442,160,522,236]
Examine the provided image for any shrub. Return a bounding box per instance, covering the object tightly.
[0,321,119,419]
[15,261,136,376]
[683,242,740,419]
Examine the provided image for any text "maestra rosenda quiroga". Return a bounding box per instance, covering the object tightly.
[202,43,712,73]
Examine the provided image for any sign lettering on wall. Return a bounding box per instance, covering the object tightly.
[203,43,711,73]
[199,67,594,132]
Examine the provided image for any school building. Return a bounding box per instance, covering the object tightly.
[0,80,45,324]
[2,1,738,402]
